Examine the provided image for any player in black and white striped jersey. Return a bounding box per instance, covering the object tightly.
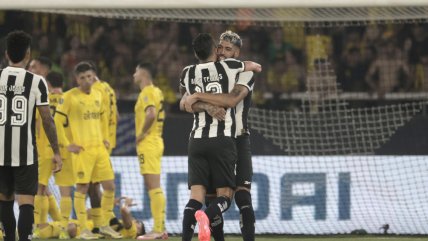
[183,30,256,241]
[179,33,261,241]
[0,30,62,241]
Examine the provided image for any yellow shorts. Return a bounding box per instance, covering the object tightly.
[38,154,74,186]
[137,140,164,175]
[74,146,114,184]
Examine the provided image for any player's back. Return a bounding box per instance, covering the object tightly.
[0,66,49,166]
[135,84,164,141]
[180,58,245,138]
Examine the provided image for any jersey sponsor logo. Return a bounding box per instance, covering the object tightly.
[83,111,101,120]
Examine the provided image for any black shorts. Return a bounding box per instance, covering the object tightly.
[206,134,253,194]
[188,136,237,190]
[235,134,253,189]
[0,164,38,196]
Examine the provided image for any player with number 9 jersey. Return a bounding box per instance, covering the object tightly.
[134,83,165,174]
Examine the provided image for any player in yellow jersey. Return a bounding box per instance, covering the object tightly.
[54,62,122,240]
[109,197,147,239]
[28,57,63,238]
[133,62,168,240]
[81,62,119,234]
[33,71,74,239]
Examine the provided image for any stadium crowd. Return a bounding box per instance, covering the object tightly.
[1,11,428,111]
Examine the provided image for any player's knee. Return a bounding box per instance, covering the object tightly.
[234,189,252,209]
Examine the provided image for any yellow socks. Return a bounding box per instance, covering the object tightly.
[90,208,103,229]
[34,195,45,225]
[101,190,116,224]
[60,197,72,229]
[48,195,61,221]
[74,192,88,230]
[149,188,166,232]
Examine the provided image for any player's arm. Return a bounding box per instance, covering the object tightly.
[189,85,248,108]
[38,105,62,173]
[180,92,226,121]
[136,106,156,143]
[117,197,135,229]
[243,61,262,73]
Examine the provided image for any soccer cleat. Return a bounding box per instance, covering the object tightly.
[59,228,70,240]
[136,231,168,240]
[77,229,99,240]
[195,210,211,241]
[32,227,41,239]
[99,225,122,239]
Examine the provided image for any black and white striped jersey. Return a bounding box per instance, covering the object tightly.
[0,66,49,166]
[180,58,245,138]
[234,71,255,137]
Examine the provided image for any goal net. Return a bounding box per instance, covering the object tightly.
[9,0,428,235]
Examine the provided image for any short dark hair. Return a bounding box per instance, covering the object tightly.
[137,62,156,79]
[46,71,63,88]
[33,56,52,70]
[192,33,215,61]
[74,61,96,75]
[219,30,242,48]
[6,30,32,63]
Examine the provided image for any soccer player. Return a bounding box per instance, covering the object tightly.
[0,30,62,241]
[28,58,67,237]
[183,31,256,241]
[110,197,147,239]
[132,62,168,240]
[33,71,74,239]
[54,62,121,240]
[84,62,119,234]
[179,33,260,241]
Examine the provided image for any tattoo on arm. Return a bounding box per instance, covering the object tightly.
[192,102,215,113]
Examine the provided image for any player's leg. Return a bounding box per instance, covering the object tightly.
[47,189,61,222]
[206,189,224,241]
[34,157,52,236]
[0,166,16,241]
[136,141,167,240]
[73,149,97,239]
[55,155,75,239]
[235,135,255,241]
[88,182,104,235]
[181,138,208,241]
[199,137,237,241]
[14,164,38,241]
[93,146,121,239]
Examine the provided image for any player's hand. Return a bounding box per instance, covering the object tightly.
[206,105,226,121]
[52,153,62,173]
[184,94,199,113]
[67,144,84,154]
[103,140,110,150]
[115,197,136,207]
[136,132,148,144]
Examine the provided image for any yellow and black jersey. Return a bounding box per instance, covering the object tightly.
[55,87,108,148]
[135,84,164,140]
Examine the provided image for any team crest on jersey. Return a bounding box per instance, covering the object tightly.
[77,171,84,179]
